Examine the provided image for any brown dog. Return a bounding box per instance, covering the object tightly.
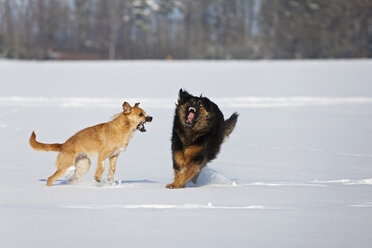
[29,102,152,186]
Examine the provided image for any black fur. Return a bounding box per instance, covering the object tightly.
[168,89,238,188]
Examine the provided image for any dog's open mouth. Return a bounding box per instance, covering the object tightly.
[137,121,146,132]
[137,116,153,132]
[185,107,197,126]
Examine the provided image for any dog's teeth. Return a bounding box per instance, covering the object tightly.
[189,107,196,112]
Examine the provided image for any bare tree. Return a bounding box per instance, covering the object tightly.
[0,0,370,59]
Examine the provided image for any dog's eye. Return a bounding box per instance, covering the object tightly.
[139,113,144,117]
[199,103,203,107]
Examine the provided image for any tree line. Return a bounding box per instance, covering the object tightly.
[0,0,371,60]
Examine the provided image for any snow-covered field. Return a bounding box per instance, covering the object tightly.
[1,60,372,248]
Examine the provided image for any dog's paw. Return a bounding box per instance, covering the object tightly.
[166,183,181,189]
[166,183,175,189]
[94,176,102,183]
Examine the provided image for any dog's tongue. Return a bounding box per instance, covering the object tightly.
[188,112,195,123]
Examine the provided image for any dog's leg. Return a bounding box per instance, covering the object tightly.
[94,155,106,183]
[69,155,91,184]
[47,152,73,186]
[191,163,208,184]
[191,171,201,184]
[47,169,67,186]
[107,154,118,182]
[166,164,201,189]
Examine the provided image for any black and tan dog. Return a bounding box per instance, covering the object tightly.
[166,89,238,189]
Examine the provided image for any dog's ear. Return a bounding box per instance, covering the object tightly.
[122,102,131,115]
[134,102,140,107]
[178,89,191,104]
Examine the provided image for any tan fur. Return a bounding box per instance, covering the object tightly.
[29,102,150,186]
[29,131,63,151]
[167,145,205,189]
[193,107,211,132]
[173,146,203,171]
[167,163,202,189]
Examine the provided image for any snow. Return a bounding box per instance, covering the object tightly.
[0,60,372,248]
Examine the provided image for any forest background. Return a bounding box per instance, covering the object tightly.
[1,0,371,60]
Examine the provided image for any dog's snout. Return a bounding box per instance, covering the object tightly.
[189,99,199,108]
[146,116,153,122]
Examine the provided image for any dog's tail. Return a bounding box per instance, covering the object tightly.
[29,131,63,152]
[223,112,238,142]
